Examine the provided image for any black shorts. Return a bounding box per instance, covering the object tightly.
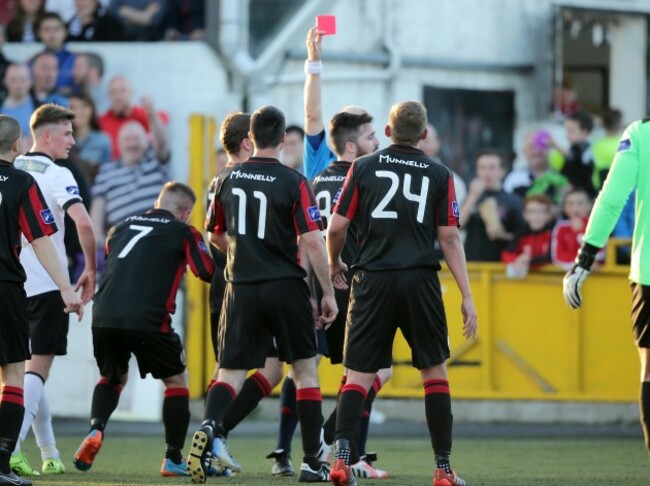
[27,291,69,355]
[218,278,317,369]
[317,286,350,365]
[632,282,650,347]
[92,327,186,380]
[0,282,30,366]
[344,268,450,373]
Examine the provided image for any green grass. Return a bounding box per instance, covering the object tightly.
[20,434,649,485]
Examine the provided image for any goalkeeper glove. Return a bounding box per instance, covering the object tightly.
[562,243,599,309]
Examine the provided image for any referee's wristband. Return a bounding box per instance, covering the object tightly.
[304,60,323,75]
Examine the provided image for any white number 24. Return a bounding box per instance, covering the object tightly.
[371,170,430,223]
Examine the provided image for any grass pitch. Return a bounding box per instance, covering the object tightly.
[21,434,648,485]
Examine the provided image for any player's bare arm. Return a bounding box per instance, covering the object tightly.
[30,235,84,321]
[298,237,321,329]
[67,202,97,304]
[326,212,350,290]
[90,196,107,244]
[437,225,478,339]
[301,229,338,328]
[304,26,326,136]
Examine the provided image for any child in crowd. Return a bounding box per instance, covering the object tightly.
[560,110,597,196]
[501,194,555,279]
[551,188,604,270]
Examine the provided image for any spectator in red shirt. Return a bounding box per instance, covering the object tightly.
[501,194,555,279]
[99,75,167,159]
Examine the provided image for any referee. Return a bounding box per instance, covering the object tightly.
[0,115,82,486]
[563,117,650,458]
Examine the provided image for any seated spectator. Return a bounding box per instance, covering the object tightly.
[591,108,623,189]
[69,91,111,183]
[100,75,167,159]
[67,0,124,41]
[90,120,170,242]
[460,149,525,262]
[501,194,555,279]
[109,0,167,41]
[72,51,105,109]
[551,188,604,270]
[555,110,597,197]
[504,129,568,206]
[30,51,68,106]
[419,122,467,205]
[280,124,304,173]
[0,25,14,104]
[165,0,205,40]
[34,12,75,96]
[0,64,37,141]
[6,0,45,42]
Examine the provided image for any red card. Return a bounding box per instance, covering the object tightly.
[316,15,336,35]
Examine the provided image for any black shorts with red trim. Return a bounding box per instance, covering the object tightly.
[218,278,316,369]
[0,282,30,366]
[92,327,185,380]
[632,282,650,348]
[343,267,450,373]
[27,290,69,355]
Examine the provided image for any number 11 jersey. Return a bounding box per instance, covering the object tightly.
[207,157,323,284]
[333,144,459,272]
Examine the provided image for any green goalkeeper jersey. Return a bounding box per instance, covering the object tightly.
[584,118,649,284]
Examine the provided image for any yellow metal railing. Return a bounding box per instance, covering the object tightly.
[185,114,638,401]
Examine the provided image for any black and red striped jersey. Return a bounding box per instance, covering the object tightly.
[333,144,459,271]
[206,157,323,283]
[312,160,358,266]
[0,160,57,284]
[93,208,214,333]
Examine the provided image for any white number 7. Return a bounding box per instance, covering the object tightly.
[118,225,154,258]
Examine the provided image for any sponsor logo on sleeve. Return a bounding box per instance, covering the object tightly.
[307,205,322,222]
[617,139,631,152]
[66,185,80,195]
[452,201,460,218]
[40,209,55,225]
[333,187,342,205]
[198,241,209,254]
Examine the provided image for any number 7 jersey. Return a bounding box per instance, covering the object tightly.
[206,157,323,283]
[333,144,459,271]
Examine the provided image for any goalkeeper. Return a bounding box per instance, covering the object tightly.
[563,117,650,456]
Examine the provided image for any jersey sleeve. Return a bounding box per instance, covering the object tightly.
[19,178,58,242]
[304,130,335,180]
[333,163,359,220]
[52,167,83,211]
[293,179,323,234]
[435,170,460,227]
[184,226,215,282]
[584,122,640,248]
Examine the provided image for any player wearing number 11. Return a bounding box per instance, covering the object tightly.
[73,182,214,477]
[327,101,478,486]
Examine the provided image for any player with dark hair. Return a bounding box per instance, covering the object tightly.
[72,181,214,477]
[328,101,477,486]
[0,114,82,486]
[11,104,96,477]
[190,104,337,484]
[563,117,650,459]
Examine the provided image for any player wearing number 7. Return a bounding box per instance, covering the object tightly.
[327,101,477,486]
[73,182,214,476]
[562,118,650,458]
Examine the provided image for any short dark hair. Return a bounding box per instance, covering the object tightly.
[286,125,305,138]
[159,181,196,204]
[329,112,373,156]
[220,112,251,155]
[31,51,57,67]
[0,115,21,153]
[250,105,285,149]
[388,101,427,145]
[81,52,105,77]
[563,187,592,203]
[30,104,75,133]
[35,12,65,33]
[603,108,622,132]
[475,148,506,169]
[567,110,594,133]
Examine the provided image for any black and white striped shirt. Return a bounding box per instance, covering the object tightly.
[92,149,170,229]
